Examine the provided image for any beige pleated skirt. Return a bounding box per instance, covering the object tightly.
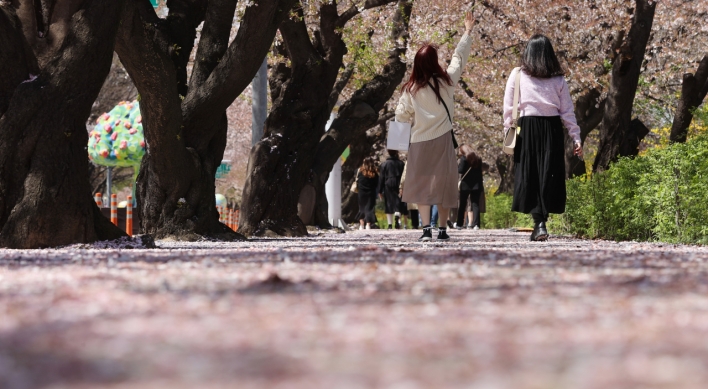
[401,132,458,209]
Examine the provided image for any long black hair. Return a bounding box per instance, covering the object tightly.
[521,34,565,78]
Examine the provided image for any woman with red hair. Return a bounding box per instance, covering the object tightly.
[396,12,475,242]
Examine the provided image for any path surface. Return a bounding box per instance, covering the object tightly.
[2,229,708,389]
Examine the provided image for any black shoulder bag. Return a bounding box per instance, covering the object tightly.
[427,80,459,149]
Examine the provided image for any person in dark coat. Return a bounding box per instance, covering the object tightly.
[378,150,406,229]
[357,157,379,230]
[503,34,583,241]
[456,145,484,229]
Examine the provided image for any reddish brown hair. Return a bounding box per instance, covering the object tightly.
[458,144,481,169]
[360,157,378,179]
[402,44,453,103]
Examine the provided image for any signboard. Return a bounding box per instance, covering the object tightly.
[216,160,232,179]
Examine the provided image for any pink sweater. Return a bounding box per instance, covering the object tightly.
[503,67,581,144]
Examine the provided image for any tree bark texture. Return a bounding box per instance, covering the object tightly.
[669,55,708,143]
[115,0,295,240]
[308,0,412,228]
[565,88,606,178]
[239,0,397,236]
[0,0,128,248]
[593,0,656,172]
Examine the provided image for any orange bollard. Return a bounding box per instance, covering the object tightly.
[110,194,118,226]
[95,193,102,207]
[126,195,133,236]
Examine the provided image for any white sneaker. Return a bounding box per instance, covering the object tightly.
[359,225,364,230]
[366,224,371,230]
[473,226,480,230]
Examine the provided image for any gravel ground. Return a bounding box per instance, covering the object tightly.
[2,229,708,389]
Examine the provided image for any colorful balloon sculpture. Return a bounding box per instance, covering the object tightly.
[88,101,145,167]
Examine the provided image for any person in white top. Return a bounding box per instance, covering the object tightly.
[396,12,475,242]
[502,34,583,241]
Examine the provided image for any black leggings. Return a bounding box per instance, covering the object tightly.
[457,189,481,227]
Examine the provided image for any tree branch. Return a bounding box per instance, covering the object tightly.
[181,0,297,135]
[313,0,412,177]
[164,0,208,96]
[279,6,318,66]
[188,0,239,92]
[328,62,355,112]
[336,0,398,28]
[670,55,708,143]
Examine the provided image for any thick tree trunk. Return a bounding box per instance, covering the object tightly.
[308,0,412,228]
[669,55,708,143]
[0,1,127,248]
[116,0,294,240]
[565,88,606,178]
[240,55,338,236]
[593,0,656,172]
[239,0,397,236]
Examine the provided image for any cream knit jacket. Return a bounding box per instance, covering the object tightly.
[395,33,473,144]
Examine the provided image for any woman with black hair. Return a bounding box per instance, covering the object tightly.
[356,157,379,230]
[456,145,484,229]
[503,34,583,241]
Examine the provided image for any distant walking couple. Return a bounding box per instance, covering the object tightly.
[395,11,582,242]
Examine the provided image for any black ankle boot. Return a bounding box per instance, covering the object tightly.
[530,222,549,241]
[418,225,433,242]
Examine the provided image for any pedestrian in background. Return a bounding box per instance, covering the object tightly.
[456,145,484,229]
[356,157,379,230]
[378,150,405,229]
[504,34,582,241]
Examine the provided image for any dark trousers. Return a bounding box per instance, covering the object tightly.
[531,212,547,224]
[457,189,481,227]
[409,209,420,229]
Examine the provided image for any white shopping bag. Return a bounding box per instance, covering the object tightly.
[386,120,411,151]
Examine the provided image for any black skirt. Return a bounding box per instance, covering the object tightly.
[512,116,567,216]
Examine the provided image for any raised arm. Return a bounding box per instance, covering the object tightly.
[447,12,475,84]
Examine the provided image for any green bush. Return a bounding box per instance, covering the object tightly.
[481,190,534,229]
[553,135,708,244]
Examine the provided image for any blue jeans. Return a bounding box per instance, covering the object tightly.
[430,205,438,227]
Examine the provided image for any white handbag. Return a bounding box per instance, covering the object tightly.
[503,68,522,155]
[387,120,411,151]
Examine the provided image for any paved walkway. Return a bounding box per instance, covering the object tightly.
[2,229,708,388]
